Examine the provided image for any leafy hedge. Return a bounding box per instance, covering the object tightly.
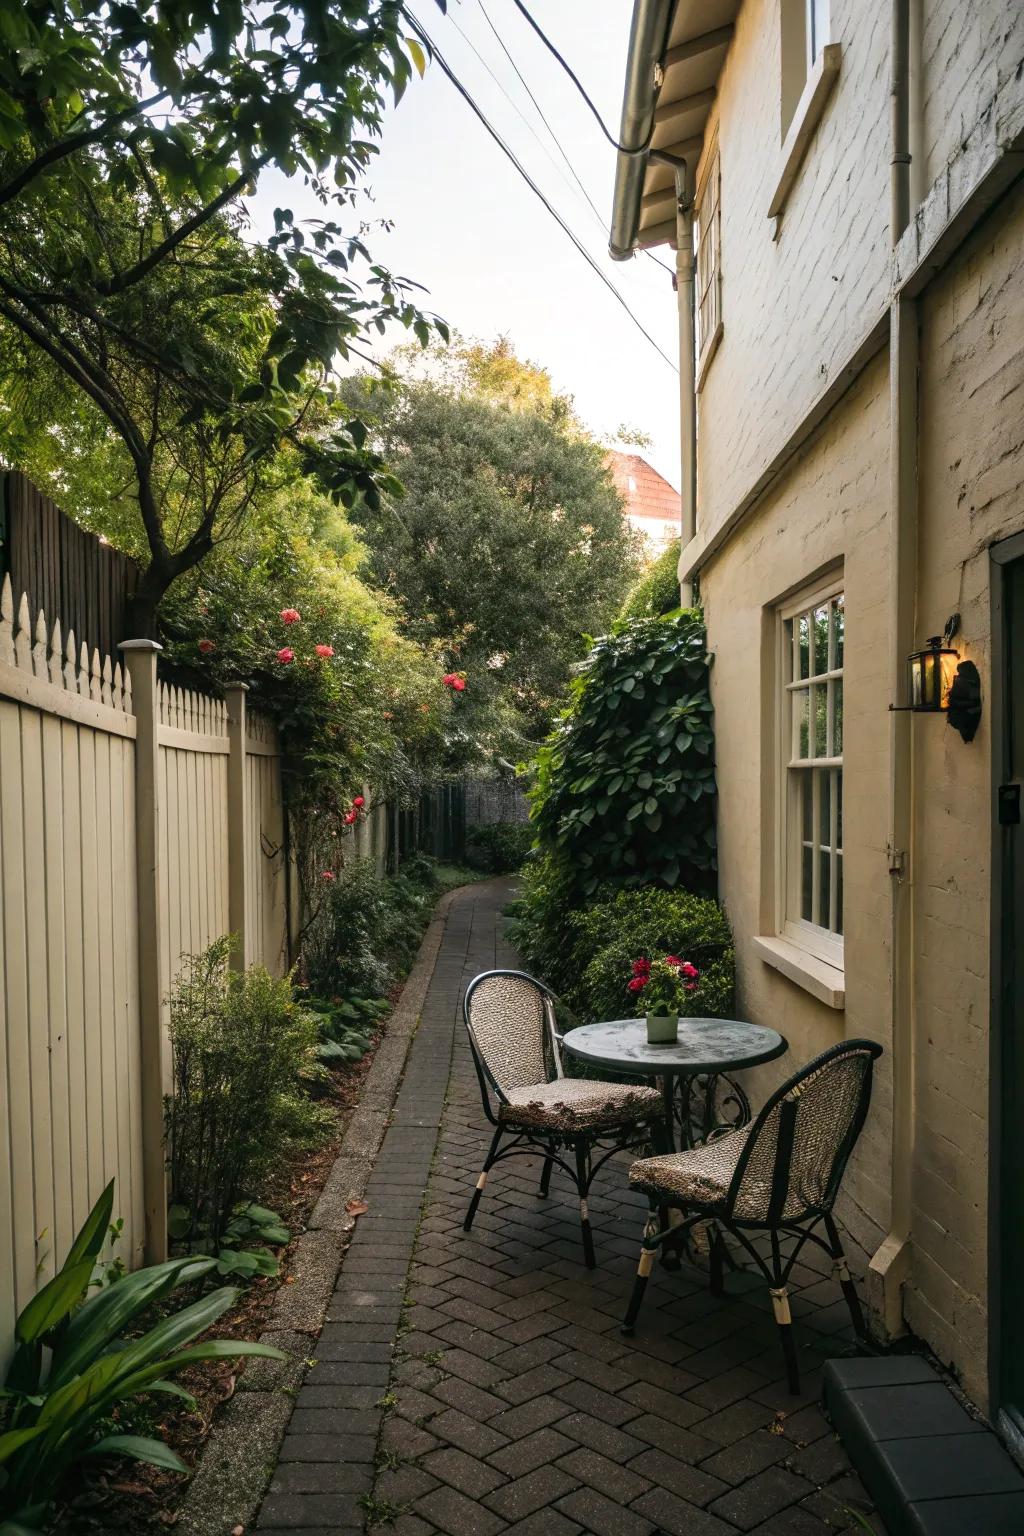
[528,610,716,900]
[465,821,534,874]
[618,541,682,621]
[508,876,734,1025]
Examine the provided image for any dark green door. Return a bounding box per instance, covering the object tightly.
[999,549,1024,1420]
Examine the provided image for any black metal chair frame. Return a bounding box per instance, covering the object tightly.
[622,1038,883,1392]
[463,969,668,1269]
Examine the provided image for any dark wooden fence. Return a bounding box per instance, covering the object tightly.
[0,471,138,659]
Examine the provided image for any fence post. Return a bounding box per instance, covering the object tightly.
[119,639,167,1264]
[225,684,250,971]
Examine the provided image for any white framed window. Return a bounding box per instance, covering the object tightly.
[780,0,832,134]
[695,143,721,371]
[778,578,844,969]
[807,0,830,67]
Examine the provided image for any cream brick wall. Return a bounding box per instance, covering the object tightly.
[903,180,1024,1402]
[696,0,891,546]
[919,2,1024,190]
[701,353,894,1267]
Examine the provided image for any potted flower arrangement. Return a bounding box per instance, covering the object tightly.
[627,955,700,1043]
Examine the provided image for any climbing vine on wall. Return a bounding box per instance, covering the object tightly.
[528,610,717,900]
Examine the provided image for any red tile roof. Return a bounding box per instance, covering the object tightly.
[604,450,681,527]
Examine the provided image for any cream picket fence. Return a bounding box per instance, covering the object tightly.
[0,575,289,1360]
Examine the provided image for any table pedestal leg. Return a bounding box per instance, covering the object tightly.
[659,1073,684,1269]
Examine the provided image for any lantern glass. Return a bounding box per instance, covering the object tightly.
[908,638,958,712]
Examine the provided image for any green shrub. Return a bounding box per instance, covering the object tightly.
[465,821,534,874]
[618,541,682,621]
[165,939,327,1252]
[509,869,734,1024]
[0,1182,281,1532]
[528,610,716,902]
[304,855,456,999]
[567,886,734,1023]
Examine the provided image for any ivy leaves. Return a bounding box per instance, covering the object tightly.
[529,612,717,898]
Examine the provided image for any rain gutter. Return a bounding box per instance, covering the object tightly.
[608,0,676,262]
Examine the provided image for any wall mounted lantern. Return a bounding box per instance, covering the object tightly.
[892,614,982,742]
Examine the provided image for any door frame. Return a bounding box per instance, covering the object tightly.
[989,529,1024,1446]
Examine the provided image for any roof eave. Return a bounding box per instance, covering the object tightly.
[608,0,676,262]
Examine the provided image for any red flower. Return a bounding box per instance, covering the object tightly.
[321,870,335,881]
[681,962,699,980]
[315,643,334,658]
[631,958,651,976]
[280,608,301,624]
[344,809,358,825]
[198,638,216,655]
[664,955,683,968]
[276,647,295,664]
[627,976,647,994]
[352,795,365,808]
[452,677,466,692]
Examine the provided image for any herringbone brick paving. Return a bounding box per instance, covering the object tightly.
[257,880,885,1535]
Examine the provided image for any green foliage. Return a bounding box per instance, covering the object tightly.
[303,855,454,1000]
[0,1182,281,1532]
[465,822,534,875]
[156,474,450,817]
[619,542,683,621]
[341,339,642,758]
[303,993,387,1065]
[165,939,328,1254]
[527,611,717,902]
[0,1,446,626]
[510,878,734,1025]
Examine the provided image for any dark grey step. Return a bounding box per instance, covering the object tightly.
[823,1355,1024,1535]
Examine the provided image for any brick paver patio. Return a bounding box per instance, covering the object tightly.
[256,879,884,1535]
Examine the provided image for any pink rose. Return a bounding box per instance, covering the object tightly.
[452,677,466,692]
[280,608,301,624]
[276,647,295,664]
[665,955,683,968]
[344,809,358,825]
[681,962,699,980]
[315,643,334,658]
[627,977,646,994]
[352,795,365,808]
[321,870,335,881]
[198,638,215,655]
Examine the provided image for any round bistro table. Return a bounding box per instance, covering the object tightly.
[562,1017,788,1152]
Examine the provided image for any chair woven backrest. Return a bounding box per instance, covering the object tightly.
[464,971,557,1099]
[727,1039,882,1222]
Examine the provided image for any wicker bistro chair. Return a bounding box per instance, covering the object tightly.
[463,970,667,1268]
[622,1038,883,1392]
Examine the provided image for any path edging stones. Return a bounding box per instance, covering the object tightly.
[176,887,460,1536]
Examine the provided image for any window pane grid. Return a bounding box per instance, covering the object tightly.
[696,150,721,357]
[784,590,843,942]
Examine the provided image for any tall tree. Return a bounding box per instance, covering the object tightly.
[0,0,445,631]
[343,342,642,757]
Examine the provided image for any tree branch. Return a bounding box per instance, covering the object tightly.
[97,161,269,297]
[0,92,169,211]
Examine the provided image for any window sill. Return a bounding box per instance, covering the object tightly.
[768,43,842,223]
[696,321,723,392]
[752,934,846,1009]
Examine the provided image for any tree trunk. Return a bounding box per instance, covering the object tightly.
[125,562,170,640]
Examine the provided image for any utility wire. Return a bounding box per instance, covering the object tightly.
[481,0,675,279]
[510,0,647,155]
[403,9,678,373]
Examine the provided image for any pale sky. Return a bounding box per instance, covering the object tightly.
[252,0,682,489]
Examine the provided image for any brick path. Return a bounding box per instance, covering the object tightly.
[256,880,884,1536]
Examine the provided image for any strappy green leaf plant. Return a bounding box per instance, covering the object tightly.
[0,1182,283,1533]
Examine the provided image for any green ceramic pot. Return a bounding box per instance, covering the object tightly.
[646,1012,679,1044]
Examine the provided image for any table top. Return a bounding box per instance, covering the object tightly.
[562,1017,787,1076]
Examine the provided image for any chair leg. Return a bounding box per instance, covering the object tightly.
[824,1213,868,1339]
[539,1151,554,1198]
[769,1231,800,1394]
[622,1206,661,1335]
[709,1226,726,1296]
[573,1138,595,1269]
[464,1127,502,1232]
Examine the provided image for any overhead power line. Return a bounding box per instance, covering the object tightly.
[509,0,645,155]
[479,1,675,278]
[402,9,678,374]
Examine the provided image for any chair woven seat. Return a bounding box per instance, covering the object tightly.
[501,1078,661,1132]
[629,1126,751,1209]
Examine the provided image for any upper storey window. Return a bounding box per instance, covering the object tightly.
[781,0,831,133]
[695,142,722,383]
